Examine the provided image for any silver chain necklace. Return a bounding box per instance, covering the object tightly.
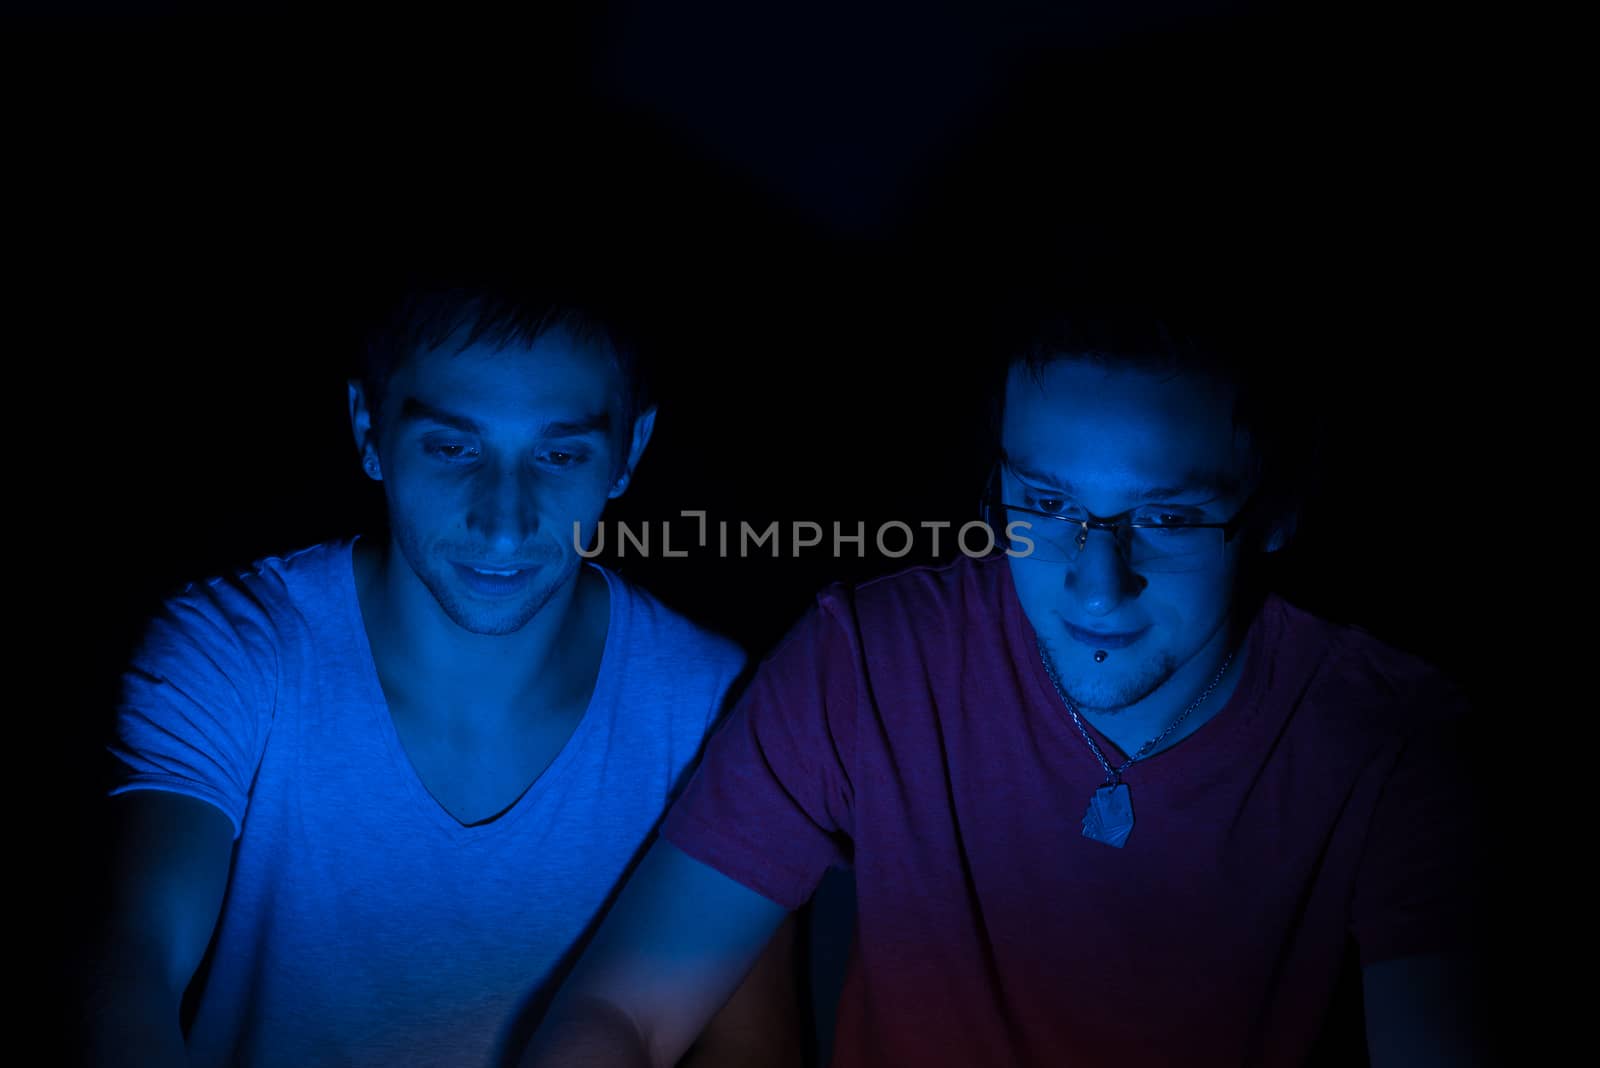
[1037,636,1235,848]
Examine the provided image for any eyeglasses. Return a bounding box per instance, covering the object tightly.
[987,463,1260,572]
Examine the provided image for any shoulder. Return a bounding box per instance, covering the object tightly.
[111,542,355,821]
[138,540,353,661]
[594,565,746,684]
[818,552,1003,628]
[1257,595,1469,743]
[794,553,1007,664]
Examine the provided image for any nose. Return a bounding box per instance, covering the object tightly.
[1065,526,1145,617]
[466,458,539,553]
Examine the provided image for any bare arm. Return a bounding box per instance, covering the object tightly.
[81,792,234,1068]
[679,913,803,1068]
[521,837,792,1068]
[1363,953,1488,1067]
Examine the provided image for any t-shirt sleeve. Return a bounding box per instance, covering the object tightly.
[661,630,749,807]
[660,591,860,910]
[1349,678,1480,966]
[107,578,278,839]
[700,638,749,739]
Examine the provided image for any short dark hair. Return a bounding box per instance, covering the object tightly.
[357,275,654,448]
[985,286,1328,536]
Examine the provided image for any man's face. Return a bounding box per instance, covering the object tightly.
[1001,360,1257,713]
[363,329,634,636]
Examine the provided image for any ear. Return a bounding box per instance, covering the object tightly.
[979,462,1003,530]
[348,379,379,472]
[1261,513,1297,553]
[608,405,658,499]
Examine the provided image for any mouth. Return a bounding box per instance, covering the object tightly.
[1060,619,1149,649]
[451,562,538,597]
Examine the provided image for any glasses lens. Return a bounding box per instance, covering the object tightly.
[999,510,1079,562]
[1125,525,1224,572]
[1000,508,1224,571]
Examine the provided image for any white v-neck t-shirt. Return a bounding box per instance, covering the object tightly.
[110,538,745,1067]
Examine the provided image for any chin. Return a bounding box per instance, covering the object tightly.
[430,559,576,636]
[1043,637,1177,714]
[444,601,543,637]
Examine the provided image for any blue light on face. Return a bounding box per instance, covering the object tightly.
[1000,360,1253,715]
[368,333,630,637]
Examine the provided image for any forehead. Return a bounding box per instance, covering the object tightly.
[1001,360,1250,493]
[387,327,623,420]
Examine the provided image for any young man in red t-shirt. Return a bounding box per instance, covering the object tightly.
[521,299,1483,1067]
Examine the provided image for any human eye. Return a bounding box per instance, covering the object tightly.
[1022,488,1080,517]
[1131,507,1204,530]
[422,439,481,463]
[539,445,591,469]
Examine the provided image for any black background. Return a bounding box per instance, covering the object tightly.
[19,2,1504,1060]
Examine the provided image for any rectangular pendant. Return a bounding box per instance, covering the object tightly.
[1082,782,1134,848]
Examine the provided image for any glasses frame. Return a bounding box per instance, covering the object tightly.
[987,462,1264,563]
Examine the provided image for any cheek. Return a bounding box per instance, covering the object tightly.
[1007,560,1069,606]
[386,468,466,516]
[538,468,615,510]
[1142,574,1234,626]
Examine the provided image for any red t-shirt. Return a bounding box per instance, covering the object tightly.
[662,553,1476,1067]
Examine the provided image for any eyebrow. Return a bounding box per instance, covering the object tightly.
[1004,457,1240,501]
[396,398,612,437]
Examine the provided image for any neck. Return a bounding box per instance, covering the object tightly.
[355,537,596,716]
